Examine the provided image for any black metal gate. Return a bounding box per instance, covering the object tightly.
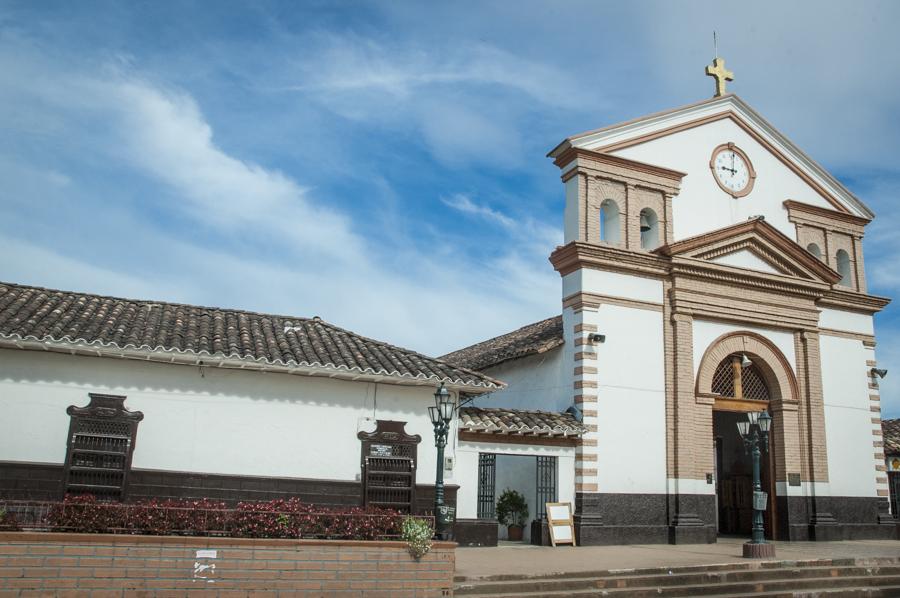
[535,456,557,520]
[477,453,496,519]
[890,471,900,518]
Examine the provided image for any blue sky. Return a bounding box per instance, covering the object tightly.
[2,1,900,413]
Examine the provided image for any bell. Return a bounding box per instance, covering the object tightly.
[639,212,651,232]
[741,354,753,368]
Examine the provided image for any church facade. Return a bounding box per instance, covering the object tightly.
[443,90,894,543]
[0,78,894,547]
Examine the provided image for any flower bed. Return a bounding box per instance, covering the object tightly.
[3,495,414,540]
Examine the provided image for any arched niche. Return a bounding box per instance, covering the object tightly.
[599,199,621,245]
[696,332,798,405]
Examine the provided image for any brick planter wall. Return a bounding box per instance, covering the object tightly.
[0,532,455,597]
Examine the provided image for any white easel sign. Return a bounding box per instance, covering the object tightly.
[545,502,576,547]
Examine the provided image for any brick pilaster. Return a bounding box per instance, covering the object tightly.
[571,306,600,493]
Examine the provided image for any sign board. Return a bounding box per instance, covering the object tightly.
[369,444,393,457]
[753,491,768,511]
[545,502,575,547]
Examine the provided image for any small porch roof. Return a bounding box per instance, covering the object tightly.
[459,407,585,438]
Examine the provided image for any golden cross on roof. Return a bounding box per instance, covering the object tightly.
[705,57,734,97]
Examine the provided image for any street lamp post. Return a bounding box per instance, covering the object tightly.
[737,410,775,558]
[429,384,455,540]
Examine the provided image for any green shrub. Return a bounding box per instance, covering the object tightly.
[496,489,528,527]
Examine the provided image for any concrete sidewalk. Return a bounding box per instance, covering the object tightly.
[455,537,900,580]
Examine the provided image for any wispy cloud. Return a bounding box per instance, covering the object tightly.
[442,194,516,228]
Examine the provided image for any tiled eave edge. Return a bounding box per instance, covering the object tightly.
[460,425,584,438]
[0,334,504,393]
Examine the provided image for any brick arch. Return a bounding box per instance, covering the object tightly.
[695,331,798,404]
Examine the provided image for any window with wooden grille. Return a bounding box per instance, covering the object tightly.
[63,394,143,501]
[358,420,420,513]
[711,355,770,401]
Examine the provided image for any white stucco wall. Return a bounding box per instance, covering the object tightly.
[471,347,568,413]
[588,303,667,494]
[819,308,875,336]
[820,335,879,497]
[610,118,835,241]
[562,269,664,304]
[454,440,575,521]
[710,249,780,274]
[0,348,452,486]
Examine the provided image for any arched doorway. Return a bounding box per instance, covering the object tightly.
[695,332,799,540]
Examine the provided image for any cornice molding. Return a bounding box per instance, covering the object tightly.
[784,199,869,236]
[819,289,891,314]
[549,242,670,279]
[554,146,686,184]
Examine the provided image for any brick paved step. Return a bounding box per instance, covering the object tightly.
[455,559,900,598]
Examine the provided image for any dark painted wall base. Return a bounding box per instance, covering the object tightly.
[0,461,457,515]
[455,519,498,547]
[573,491,895,545]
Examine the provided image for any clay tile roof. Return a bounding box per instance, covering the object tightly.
[0,281,502,391]
[440,315,563,372]
[883,419,900,455]
[459,407,585,438]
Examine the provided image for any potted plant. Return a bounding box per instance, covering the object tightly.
[496,488,529,541]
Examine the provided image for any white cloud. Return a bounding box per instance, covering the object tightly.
[442,193,515,228]
[0,43,560,356]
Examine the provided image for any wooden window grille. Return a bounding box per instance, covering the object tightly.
[63,393,143,501]
[711,355,770,401]
[357,420,420,513]
[535,456,557,520]
[477,453,496,519]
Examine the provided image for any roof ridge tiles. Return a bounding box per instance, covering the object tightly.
[0,280,503,391]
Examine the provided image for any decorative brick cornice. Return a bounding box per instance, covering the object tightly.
[819,288,890,314]
[554,146,686,188]
[784,200,870,233]
[550,241,671,278]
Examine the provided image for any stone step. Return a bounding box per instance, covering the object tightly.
[455,564,900,595]
[456,574,900,597]
[453,556,900,584]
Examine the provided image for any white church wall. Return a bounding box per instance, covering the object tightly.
[562,269,664,305]
[0,348,449,487]
[454,439,575,521]
[692,320,797,378]
[820,335,879,498]
[709,249,781,274]
[610,118,835,242]
[471,347,568,413]
[819,308,875,336]
[591,303,667,494]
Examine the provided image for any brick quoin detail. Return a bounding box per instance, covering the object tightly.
[0,533,455,597]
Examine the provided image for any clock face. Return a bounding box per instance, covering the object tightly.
[710,144,755,198]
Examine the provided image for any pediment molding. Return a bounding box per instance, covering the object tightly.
[549,94,873,219]
[656,218,842,285]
